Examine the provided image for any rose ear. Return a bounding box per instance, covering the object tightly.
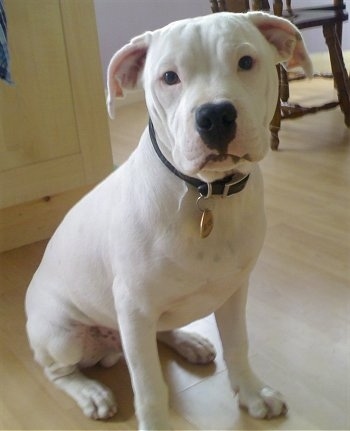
[106,33,151,119]
[247,12,313,78]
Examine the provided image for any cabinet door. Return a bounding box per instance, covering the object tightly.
[0,0,112,208]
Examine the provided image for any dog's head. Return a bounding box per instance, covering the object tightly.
[107,12,312,182]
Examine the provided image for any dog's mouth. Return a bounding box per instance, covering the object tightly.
[199,153,251,171]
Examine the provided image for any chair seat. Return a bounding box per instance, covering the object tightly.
[282,9,348,29]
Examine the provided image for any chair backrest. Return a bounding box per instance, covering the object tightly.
[210,0,249,13]
[209,1,279,13]
[210,1,344,15]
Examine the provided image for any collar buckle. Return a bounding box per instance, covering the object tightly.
[222,176,249,197]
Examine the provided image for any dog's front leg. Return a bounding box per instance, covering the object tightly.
[215,283,287,420]
[115,288,170,430]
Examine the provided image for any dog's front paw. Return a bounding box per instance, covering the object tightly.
[239,386,287,419]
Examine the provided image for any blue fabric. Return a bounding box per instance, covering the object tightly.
[0,0,12,84]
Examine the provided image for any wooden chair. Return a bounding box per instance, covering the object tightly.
[210,0,350,150]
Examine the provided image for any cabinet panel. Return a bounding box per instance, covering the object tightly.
[0,0,80,173]
[0,155,85,207]
[0,0,113,249]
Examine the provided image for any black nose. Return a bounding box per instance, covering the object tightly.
[195,102,237,152]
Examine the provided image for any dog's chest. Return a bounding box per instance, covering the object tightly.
[138,196,266,329]
[158,192,264,272]
[153,241,255,330]
[157,271,250,332]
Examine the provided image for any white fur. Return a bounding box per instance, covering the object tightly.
[26,12,311,430]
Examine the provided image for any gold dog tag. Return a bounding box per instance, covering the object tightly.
[200,209,214,238]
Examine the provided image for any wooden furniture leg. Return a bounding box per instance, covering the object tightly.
[323,23,350,127]
[280,67,290,102]
[270,66,282,150]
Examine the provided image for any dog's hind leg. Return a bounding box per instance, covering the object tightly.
[46,365,117,419]
[157,329,216,364]
[27,319,118,420]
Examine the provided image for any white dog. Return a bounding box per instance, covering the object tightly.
[26,12,312,430]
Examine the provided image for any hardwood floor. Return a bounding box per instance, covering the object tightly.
[1,55,349,429]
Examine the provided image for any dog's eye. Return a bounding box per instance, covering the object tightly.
[162,71,180,85]
[238,56,254,71]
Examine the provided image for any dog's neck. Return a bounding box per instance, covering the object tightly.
[149,118,249,199]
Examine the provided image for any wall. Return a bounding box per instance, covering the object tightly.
[94,0,350,84]
[94,0,210,85]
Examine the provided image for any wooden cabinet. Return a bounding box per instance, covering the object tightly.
[0,0,113,251]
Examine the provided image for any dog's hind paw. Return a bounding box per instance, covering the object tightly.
[239,386,287,419]
[77,381,118,420]
[158,329,216,364]
[47,364,118,420]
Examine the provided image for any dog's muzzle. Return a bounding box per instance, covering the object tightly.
[148,118,249,198]
[195,101,237,153]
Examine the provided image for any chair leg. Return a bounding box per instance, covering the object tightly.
[280,66,290,102]
[323,23,350,127]
[270,65,282,150]
[270,98,281,150]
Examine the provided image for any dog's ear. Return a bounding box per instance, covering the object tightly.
[247,12,313,78]
[107,33,151,119]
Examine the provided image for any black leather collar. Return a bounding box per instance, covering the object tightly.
[149,119,249,198]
